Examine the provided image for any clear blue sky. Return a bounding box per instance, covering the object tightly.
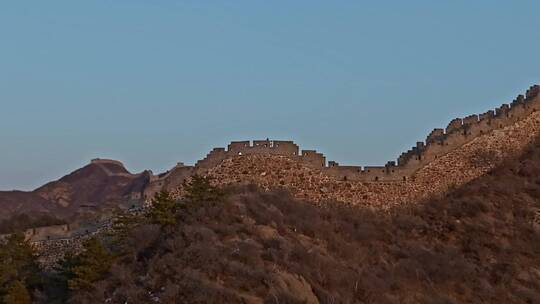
[1,1,539,190]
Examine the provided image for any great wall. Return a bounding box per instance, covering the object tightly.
[144,84,540,195]
[3,85,540,265]
[0,220,114,267]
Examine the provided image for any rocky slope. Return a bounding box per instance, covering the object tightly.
[170,110,540,210]
[0,160,150,222]
[70,135,540,303]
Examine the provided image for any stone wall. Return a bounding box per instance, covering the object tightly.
[327,85,540,182]
[26,85,540,266]
[146,85,540,194]
[18,224,72,242]
[143,163,195,200]
[198,108,540,211]
[194,139,324,171]
[228,140,299,156]
[300,150,326,168]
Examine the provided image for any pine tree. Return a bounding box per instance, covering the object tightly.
[0,233,40,302]
[182,175,224,204]
[67,238,113,291]
[145,191,179,226]
[112,212,143,237]
[109,211,144,253]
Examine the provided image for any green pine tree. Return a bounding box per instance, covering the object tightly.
[67,238,113,291]
[0,233,40,303]
[109,211,144,253]
[145,191,179,226]
[182,175,224,204]
[112,211,143,237]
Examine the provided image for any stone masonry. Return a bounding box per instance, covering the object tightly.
[144,85,540,199]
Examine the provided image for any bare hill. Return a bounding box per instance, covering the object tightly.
[0,160,150,223]
[71,136,540,304]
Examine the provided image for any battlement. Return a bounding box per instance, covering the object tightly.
[91,158,125,167]
[25,224,71,242]
[174,85,540,184]
[227,139,299,156]
[479,110,495,121]
[394,85,540,168]
[322,85,540,182]
[426,128,445,144]
[195,139,330,170]
[89,158,141,178]
[301,150,326,168]
[526,85,540,99]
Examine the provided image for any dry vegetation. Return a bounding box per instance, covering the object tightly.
[67,139,540,304]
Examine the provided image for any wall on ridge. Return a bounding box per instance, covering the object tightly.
[148,85,540,188]
[325,85,540,182]
[228,140,300,156]
[194,139,327,171]
[301,150,326,168]
[398,85,539,171]
[143,163,195,200]
[24,224,71,242]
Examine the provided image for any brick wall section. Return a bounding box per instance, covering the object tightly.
[148,85,540,203]
[182,85,540,183]
[189,109,540,210]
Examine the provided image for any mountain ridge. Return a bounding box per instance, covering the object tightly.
[1,85,539,224]
[0,160,149,221]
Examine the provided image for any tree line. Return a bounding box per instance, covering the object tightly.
[0,175,221,304]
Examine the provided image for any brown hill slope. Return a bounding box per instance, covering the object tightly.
[72,135,540,304]
[0,160,150,223]
[0,190,54,219]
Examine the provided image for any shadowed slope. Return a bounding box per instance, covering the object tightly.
[73,136,540,304]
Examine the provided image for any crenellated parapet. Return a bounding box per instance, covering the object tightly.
[194,139,327,170]
[143,162,195,200]
[301,150,326,168]
[228,140,300,156]
[25,224,71,242]
[91,158,125,167]
[323,85,540,182]
[148,85,540,186]
[143,139,326,200]
[393,85,540,172]
[426,128,445,144]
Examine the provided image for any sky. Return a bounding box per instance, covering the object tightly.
[1,1,539,190]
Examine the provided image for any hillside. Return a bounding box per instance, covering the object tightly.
[68,135,540,304]
[0,160,150,226]
[1,87,537,227]
[164,109,540,210]
[2,87,540,303]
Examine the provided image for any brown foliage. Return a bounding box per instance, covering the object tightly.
[71,139,540,303]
